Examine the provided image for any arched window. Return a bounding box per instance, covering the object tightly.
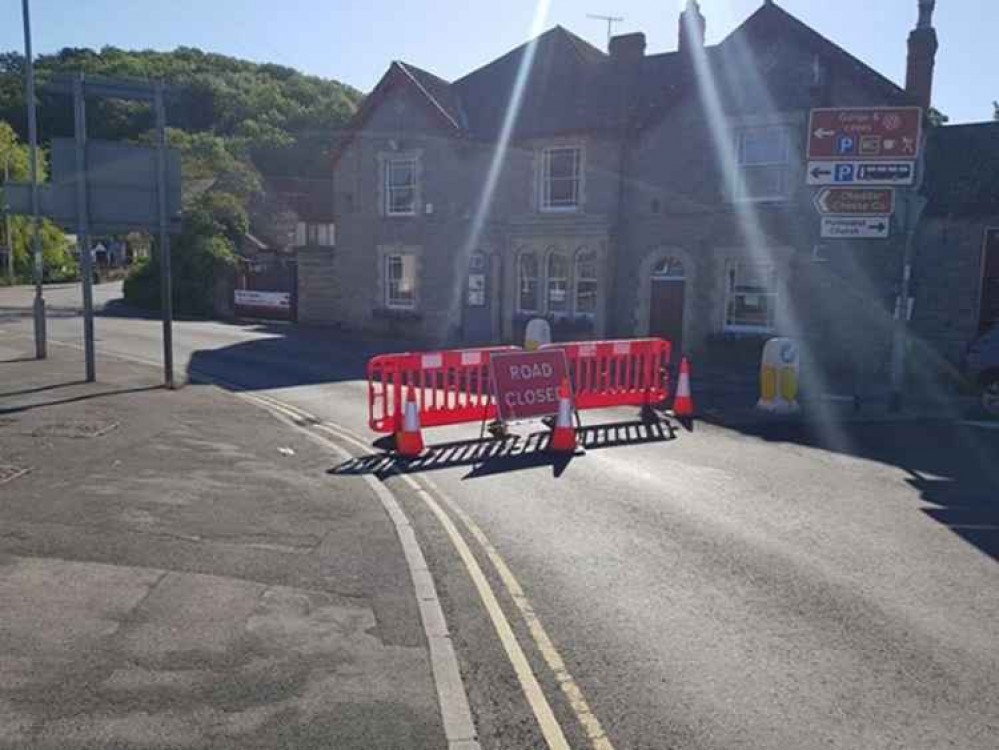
[546,251,569,314]
[651,257,686,280]
[518,252,539,312]
[575,249,598,315]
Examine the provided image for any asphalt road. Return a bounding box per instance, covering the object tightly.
[3,282,998,750]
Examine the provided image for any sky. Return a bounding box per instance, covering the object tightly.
[1,1,994,125]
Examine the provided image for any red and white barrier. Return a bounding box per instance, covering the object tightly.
[367,338,673,437]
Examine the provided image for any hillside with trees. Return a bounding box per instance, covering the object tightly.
[0,46,362,307]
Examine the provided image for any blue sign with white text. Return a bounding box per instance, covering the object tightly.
[834,164,855,183]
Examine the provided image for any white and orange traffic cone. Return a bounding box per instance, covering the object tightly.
[395,385,425,458]
[549,378,578,453]
[673,357,695,420]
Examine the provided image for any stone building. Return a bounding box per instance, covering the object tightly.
[300,0,993,387]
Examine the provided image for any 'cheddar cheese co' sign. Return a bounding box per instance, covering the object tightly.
[490,350,571,422]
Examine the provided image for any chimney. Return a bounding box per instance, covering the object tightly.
[905,0,938,109]
[678,0,706,56]
[609,32,646,64]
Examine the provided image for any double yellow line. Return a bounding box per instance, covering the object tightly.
[237,389,616,750]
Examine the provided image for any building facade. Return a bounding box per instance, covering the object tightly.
[300,0,994,387]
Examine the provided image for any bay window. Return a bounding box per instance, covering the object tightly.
[574,250,597,315]
[518,253,540,313]
[725,261,778,332]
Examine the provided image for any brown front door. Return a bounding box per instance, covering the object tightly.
[650,279,685,356]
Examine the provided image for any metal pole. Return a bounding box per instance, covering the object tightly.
[73,74,95,382]
[154,82,174,389]
[22,0,46,358]
[3,156,14,284]
[888,191,927,412]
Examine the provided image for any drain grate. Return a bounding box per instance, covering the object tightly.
[0,464,30,485]
[31,419,120,439]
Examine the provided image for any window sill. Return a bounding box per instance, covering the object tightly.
[730,196,789,205]
[539,206,581,214]
[374,306,422,321]
[385,211,418,218]
[722,325,775,336]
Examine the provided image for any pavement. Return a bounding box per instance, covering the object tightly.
[3,282,999,750]
[0,339,448,749]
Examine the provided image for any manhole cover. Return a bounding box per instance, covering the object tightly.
[32,419,119,439]
[0,464,30,485]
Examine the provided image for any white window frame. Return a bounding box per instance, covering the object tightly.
[733,126,791,203]
[545,251,570,315]
[385,158,418,216]
[385,253,417,309]
[517,252,540,314]
[574,250,598,317]
[724,261,779,333]
[540,146,582,213]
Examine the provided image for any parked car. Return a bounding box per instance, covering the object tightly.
[967,325,999,416]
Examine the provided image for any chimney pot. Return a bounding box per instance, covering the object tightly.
[679,0,706,56]
[609,32,646,63]
[905,0,938,108]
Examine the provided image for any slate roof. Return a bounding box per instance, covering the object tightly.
[923,122,999,217]
[395,62,466,130]
[345,2,913,146]
[450,26,613,139]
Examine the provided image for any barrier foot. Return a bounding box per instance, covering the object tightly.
[487,420,510,440]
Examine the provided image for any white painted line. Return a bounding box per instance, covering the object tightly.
[418,475,616,750]
[236,393,481,750]
[319,420,615,750]
[397,472,572,750]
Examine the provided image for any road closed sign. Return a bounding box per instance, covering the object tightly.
[491,350,570,422]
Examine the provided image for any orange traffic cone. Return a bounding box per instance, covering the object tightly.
[395,386,425,458]
[673,357,695,419]
[549,378,577,453]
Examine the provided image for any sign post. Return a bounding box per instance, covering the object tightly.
[6,74,183,388]
[807,106,925,409]
[490,350,570,423]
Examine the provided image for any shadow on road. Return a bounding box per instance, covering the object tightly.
[724,419,999,562]
[0,380,87,399]
[185,323,414,391]
[330,418,677,481]
[0,385,162,415]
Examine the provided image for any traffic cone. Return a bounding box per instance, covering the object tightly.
[395,386,425,458]
[549,378,577,453]
[673,357,695,419]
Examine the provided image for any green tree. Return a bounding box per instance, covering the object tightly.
[123,190,245,316]
[1,120,77,283]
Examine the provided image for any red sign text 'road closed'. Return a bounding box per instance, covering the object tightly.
[491,350,570,422]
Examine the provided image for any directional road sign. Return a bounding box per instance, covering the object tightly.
[821,216,890,240]
[807,161,915,187]
[4,138,182,232]
[813,187,895,216]
[808,107,922,161]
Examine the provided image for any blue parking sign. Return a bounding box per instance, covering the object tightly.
[837,135,856,155]
[834,163,855,183]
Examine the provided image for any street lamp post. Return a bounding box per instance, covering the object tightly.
[2,154,14,284]
[22,0,46,359]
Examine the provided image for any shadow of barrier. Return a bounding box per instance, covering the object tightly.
[329,416,678,480]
